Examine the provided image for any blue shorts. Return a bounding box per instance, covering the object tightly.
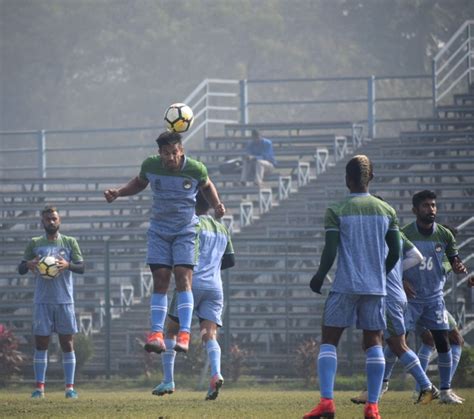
[384,300,407,339]
[33,303,78,336]
[323,291,386,331]
[415,309,457,335]
[146,227,198,266]
[169,288,224,327]
[406,298,449,331]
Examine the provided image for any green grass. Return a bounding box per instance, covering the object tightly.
[0,387,473,418]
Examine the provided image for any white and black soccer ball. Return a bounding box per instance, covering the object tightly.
[37,256,59,279]
[164,103,194,133]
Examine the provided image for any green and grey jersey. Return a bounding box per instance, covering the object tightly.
[139,155,208,233]
[192,215,234,291]
[325,192,399,295]
[23,233,83,304]
[402,222,458,302]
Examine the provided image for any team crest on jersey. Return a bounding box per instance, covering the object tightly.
[58,248,67,258]
[435,243,443,252]
[182,179,193,190]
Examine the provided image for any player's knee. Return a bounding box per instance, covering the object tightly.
[421,330,435,347]
[449,329,464,346]
[430,330,450,353]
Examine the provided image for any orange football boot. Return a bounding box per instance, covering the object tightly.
[364,402,381,419]
[174,331,190,353]
[144,331,166,354]
[303,398,335,419]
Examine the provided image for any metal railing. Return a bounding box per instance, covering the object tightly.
[180,78,241,145]
[0,74,434,179]
[432,20,474,108]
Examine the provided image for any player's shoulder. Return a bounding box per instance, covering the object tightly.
[434,223,455,242]
[29,235,45,245]
[198,215,229,235]
[183,157,208,179]
[60,234,80,246]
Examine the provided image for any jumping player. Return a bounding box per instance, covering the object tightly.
[104,131,225,354]
[18,205,85,399]
[304,155,401,419]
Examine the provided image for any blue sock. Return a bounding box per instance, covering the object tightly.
[366,345,385,403]
[400,350,431,391]
[318,344,337,399]
[438,350,452,390]
[176,291,193,333]
[206,339,221,377]
[150,293,168,332]
[383,346,397,382]
[162,339,176,384]
[415,344,434,392]
[450,344,462,382]
[33,349,48,385]
[62,351,76,387]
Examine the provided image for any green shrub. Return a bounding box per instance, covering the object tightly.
[0,324,26,386]
[295,338,319,386]
[73,333,94,372]
[453,346,474,388]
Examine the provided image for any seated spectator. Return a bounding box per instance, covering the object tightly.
[240,129,276,186]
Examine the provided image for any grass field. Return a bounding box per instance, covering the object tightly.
[0,387,473,418]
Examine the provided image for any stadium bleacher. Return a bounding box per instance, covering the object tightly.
[1,79,473,380]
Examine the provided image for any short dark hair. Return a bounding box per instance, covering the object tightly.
[251,129,261,140]
[412,190,436,208]
[156,131,182,149]
[346,155,373,188]
[195,191,211,213]
[41,205,58,216]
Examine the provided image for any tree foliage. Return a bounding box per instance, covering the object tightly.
[1,0,472,130]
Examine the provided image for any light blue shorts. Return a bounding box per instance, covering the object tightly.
[406,297,449,331]
[146,227,198,266]
[384,299,407,339]
[33,303,78,336]
[169,288,224,327]
[323,291,386,331]
[415,308,457,335]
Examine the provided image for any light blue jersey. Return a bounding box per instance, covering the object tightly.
[192,215,234,291]
[386,233,416,303]
[402,222,458,302]
[23,234,83,304]
[325,192,399,295]
[139,155,208,234]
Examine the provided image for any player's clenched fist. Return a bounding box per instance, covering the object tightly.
[104,189,120,203]
[214,203,226,219]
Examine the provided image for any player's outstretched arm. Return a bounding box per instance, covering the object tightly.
[104,176,148,202]
[310,230,339,294]
[200,179,225,218]
[385,229,401,274]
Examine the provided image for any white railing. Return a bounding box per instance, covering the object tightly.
[433,20,474,106]
[181,78,241,145]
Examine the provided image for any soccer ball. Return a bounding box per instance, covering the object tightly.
[164,103,194,133]
[37,256,59,279]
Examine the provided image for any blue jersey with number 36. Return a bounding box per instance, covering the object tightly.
[402,222,458,302]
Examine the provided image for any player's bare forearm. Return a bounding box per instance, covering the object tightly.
[104,176,148,202]
[200,179,225,218]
